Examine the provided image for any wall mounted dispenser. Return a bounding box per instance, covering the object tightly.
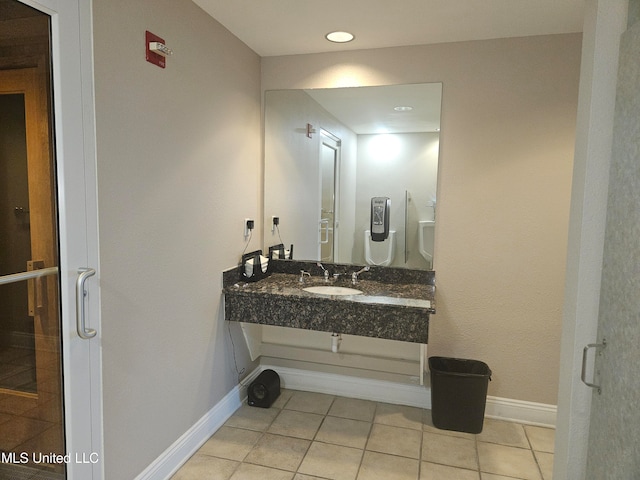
[370,197,391,241]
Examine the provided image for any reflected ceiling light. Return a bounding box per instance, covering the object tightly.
[325,31,355,43]
[369,134,402,161]
[394,106,413,112]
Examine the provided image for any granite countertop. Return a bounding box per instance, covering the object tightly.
[225,273,434,310]
[223,261,435,343]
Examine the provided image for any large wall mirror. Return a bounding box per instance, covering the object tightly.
[264,83,442,270]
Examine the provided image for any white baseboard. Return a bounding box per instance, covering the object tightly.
[134,368,262,480]
[484,395,557,427]
[264,364,556,428]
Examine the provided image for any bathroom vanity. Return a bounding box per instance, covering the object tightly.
[223,260,435,343]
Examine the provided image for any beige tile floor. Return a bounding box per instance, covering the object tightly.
[172,390,555,480]
[0,346,66,480]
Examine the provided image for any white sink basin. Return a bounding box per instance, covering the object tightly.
[302,285,363,296]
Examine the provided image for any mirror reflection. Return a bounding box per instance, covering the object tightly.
[264,83,441,270]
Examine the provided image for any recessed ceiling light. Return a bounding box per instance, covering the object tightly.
[325,31,355,43]
[394,106,413,112]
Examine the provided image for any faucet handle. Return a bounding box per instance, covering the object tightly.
[351,266,370,284]
[299,270,311,283]
[316,262,331,282]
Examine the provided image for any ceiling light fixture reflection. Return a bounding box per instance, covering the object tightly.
[369,134,402,161]
[325,31,355,43]
[394,106,413,112]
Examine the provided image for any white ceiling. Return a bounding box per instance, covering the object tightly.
[192,0,585,57]
[304,83,443,134]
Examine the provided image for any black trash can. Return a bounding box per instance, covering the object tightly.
[429,356,492,434]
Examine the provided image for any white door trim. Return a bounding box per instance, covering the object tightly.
[555,1,628,478]
[17,1,103,478]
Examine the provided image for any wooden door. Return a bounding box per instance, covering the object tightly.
[0,67,64,477]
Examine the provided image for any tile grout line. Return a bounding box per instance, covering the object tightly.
[417,411,425,479]
[474,431,481,477]
[354,399,381,480]
[300,394,337,479]
[178,390,555,480]
[522,425,546,480]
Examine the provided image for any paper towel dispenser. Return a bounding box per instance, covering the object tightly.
[370,197,390,242]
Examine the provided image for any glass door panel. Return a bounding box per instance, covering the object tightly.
[320,133,339,262]
[0,2,65,478]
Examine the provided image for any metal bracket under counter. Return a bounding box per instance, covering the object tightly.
[236,319,430,386]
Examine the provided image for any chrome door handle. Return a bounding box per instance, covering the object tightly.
[581,338,606,394]
[320,219,329,244]
[76,268,97,339]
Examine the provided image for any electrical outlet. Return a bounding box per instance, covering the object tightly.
[271,216,279,233]
[245,218,254,237]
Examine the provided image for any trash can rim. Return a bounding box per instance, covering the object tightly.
[428,356,492,379]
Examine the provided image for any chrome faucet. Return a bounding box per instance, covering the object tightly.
[351,266,370,284]
[299,270,311,283]
[316,262,330,282]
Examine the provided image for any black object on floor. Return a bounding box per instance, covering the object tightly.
[429,356,492,434]
[248,369,280,408]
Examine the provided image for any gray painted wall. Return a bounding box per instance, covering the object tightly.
[92,1,261,477]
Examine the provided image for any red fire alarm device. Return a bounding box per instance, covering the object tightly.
[146,30,167,68]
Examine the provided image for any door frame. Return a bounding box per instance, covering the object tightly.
[555,0,628,478]
[17,1,103,478]
[319,129,341,262]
